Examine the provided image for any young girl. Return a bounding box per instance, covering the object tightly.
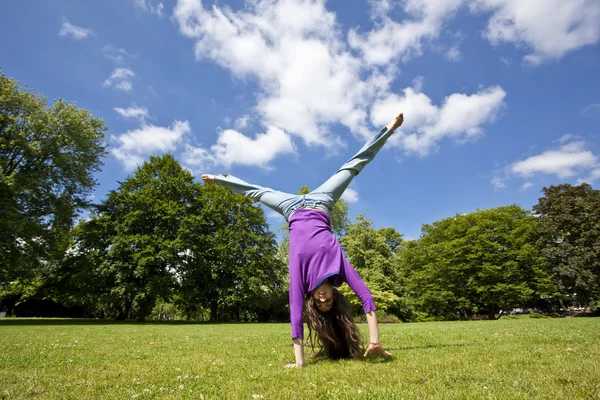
[202,112,403,367]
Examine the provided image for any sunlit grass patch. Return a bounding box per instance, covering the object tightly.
[1,317,599,399]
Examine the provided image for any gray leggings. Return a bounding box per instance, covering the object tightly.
[213,126,395,220]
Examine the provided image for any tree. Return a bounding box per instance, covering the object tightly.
[0,70,106,283]
[534,183,600,306]
[339,214,411,319]
[399,205,553,320]
[177,183,286,322]
[101,155,199,320]
[38,155,285,321]
[34,215,116,317]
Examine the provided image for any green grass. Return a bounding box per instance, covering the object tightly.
[1,317,599,399]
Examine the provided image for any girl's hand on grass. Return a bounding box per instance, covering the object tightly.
[284,362,304,369]
[364,343,392,358]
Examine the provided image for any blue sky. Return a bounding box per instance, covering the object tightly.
[1,0,599,240]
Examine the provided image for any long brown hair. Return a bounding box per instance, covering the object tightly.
[305,287,363,360]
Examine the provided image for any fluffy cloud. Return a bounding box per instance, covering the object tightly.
[445,45,462,62]
[173,0,507,166]
[341,187,359,203]
[471,0,600,65]
[135,0,164,17]
[103,68,135,91]
[371,83,506,156]
[493,138,600,188]
[581,168,600,183]
[182,126,296,170]
[349,0,465,66]
[59,19,93,40]
[111,120,190,171]
[511,141,597,178]
[103,46,136,64]
[234,115,250,130]
[521,182,534,191]
[351,0,600,67]
[173,0,388,147]
[114,105,149,122]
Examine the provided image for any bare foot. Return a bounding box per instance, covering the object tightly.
[387,112,404,131]
[201,174,215,184]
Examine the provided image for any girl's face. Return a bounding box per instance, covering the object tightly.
[312,282,334,312]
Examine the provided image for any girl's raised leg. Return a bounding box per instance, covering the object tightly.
[310,122,399,207]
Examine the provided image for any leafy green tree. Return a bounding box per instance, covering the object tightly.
[177,183,286,322]
[45,155,196,320]
[339,214,411,319]
[102,155,199,320]
[533,183,600,306]
[35,155,284,321]
[47,208,124,318]
[0,70,106,282]
[399,205,553,320]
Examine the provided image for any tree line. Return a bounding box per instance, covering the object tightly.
[1,70,599,322]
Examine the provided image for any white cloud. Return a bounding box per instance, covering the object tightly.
[234,115,250,130]
[183,126,296,170]
[580,167,600,183]
[557,134,578,143]
[103,46,136,64]
[114,106,149,122]
[350,0,600,67]
[173,0,391,147]
[493,139,600,189]
[582,103,600,115]
[491,176,506,190]
[341,187,359,203]
[445,45,462,62]
[471,0,600,65]
[103,68,135,91]
[511,141,597,178]
[111,120,190,171]
[59,19,93,40]
[349,0,465,66]
[135,0,165,17]
[172,0,507,167]
[521,182,534,190]
[371,84,506,156]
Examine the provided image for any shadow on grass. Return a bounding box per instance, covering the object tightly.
[0,318,249,326]
[393,342,471,351]
[306,354,394,367]
[323,343,470,365]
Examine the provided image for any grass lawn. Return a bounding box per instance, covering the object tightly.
[1,316,599,399]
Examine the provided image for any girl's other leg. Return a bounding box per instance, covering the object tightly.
[203,174,298,219]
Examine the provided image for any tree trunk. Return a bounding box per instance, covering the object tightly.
[137,305,147,322]
[210,300,218,322]
[116,299,133,320]
[488,304,497,320]
[137,296,157,322]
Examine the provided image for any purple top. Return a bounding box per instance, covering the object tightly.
[288,208,376,339]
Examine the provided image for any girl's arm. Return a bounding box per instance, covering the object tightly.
[364,311,392,357]
[287,338,305,368]
[341,262,392,357]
